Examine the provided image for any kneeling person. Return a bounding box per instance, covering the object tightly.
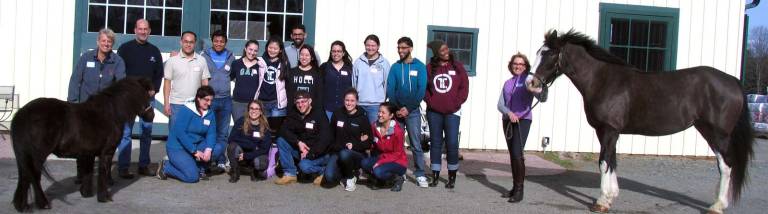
[227,100,272,183]
[274,91,331,185]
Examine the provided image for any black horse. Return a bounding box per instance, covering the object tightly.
[528,30,754,214]
[11,77,155,212]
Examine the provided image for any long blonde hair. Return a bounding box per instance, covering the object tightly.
[242,100,270,136]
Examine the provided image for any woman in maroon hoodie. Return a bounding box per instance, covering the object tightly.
[361,102,408,192]
[424,40,469,189]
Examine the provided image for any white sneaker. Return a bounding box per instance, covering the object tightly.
[416,176,429,188]
[344,177,358,192]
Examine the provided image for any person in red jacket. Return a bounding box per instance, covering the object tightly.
[361,102,407,192]
[424,40,469,189]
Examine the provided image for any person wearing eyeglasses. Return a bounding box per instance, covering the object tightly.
[497,53,539,203]
[226,100,272,183]
[284,24,321,69]
[320,41,354,120]
[274,91,331,186]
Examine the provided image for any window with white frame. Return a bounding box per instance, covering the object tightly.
[87,0,184,36]
[210,0,303,41]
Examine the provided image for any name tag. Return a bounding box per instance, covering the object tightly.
[252,131,261,138]
[371,68,378,73]
[336,121,345,127]
[409,70,418,76]
[87,61,95,68]
[203,119,211,126]
[340,71,348,76]
[193,66,201,72]
[448,70,456,75]
[305,122,314,130]
[224,65,230,71]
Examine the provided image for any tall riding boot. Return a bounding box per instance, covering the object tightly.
[508,158,525,203]
[229,166,240,183]
[429,170,440,187]
[502,158,519,198]
[445,170,457,189]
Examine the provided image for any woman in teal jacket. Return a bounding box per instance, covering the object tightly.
[157,86,217,183]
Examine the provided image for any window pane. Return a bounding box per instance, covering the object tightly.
[126,7,144,34]
[629,19,649,46]
[109,0,126,4]
[249,0,265,11]
[460,33,472,49]
[649,21,667,48]
[434,32,446,41]
[455,50,471,66]
[210,11,228,36]
[609,47,628,62]
[610,18,629,45]
[165,0,183,8]
[164,9,182,36]
[211,0,227,9]
[285,15,302,40]
[266,14,284,40]
[146,8,162,35]
[229,12,247,39]
[88,5,106,32]
[648,49,665,71]
[107,6,126,33]
[147,0,162,6]
[286,0,303,13]
[230,0,246,10]
[267,0,284,12]
[628,48,648,71]
[447,33,458,48]
[127,0,144,5]
[247,13,266,40]
[90,0,106,3]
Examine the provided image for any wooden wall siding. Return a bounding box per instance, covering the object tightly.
[0,0,745,156]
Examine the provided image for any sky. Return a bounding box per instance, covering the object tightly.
[746,0,767,30]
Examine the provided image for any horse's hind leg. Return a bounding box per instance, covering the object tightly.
[591,128,620,213]
[695,124,732,214]
[78,155,95,198]
[12,156,32,212]
[31,160,51,209]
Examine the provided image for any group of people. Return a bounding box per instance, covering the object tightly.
[67,19,540,201]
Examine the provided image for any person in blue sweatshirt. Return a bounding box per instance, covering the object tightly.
[156,86,218,183]
[201,30,235,174]
[230,40,267,125]
[352,34,390,123]
[227,100,272,183]
[385,37,429,188]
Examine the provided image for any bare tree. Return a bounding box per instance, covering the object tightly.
[744,26,768,94]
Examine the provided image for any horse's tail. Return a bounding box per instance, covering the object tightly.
[728,94,754,202]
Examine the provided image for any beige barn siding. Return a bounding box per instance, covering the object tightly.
[0,0,745,156]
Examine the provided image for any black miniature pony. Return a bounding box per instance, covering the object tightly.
[11,77,155,212]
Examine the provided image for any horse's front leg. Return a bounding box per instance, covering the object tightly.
[707,153,732,214]
[591,128,620,213]
[97,153,114,202]
[78,155,95,198]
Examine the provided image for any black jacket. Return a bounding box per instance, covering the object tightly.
[228,118,272,160]
[279,107,330,159]
[329,106,373,153]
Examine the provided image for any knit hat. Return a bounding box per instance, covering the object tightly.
[427,40,446,56]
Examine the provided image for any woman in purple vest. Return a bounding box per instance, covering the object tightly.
[497,52,541,203]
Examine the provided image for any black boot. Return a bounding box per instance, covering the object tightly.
[508,158,525,203]
[229,167,240,183]
[429,171,440,187]
[391,175,404,192]
[445,170,457,189]
[251,169,266,181]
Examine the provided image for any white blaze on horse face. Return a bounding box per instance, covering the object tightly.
[597,160,619,208]
[528,45,548,87]
[709,153,732,213]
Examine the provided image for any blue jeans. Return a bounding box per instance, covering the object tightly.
[396,108,426,177]
[426,110,461,171]
[211,97,232,165]
[261,100,287,118]
[231,100,248,123]
[117,117,153,170]
[360,104,380,123]
[362,155,406,180]
[276,137,330,176]
[164,144,215,183]
[169,103,184,129]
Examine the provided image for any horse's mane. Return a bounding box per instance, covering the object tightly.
[545,29,629,66]
[82,77,151,123]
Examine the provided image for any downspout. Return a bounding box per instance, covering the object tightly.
[743,0,761,83]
